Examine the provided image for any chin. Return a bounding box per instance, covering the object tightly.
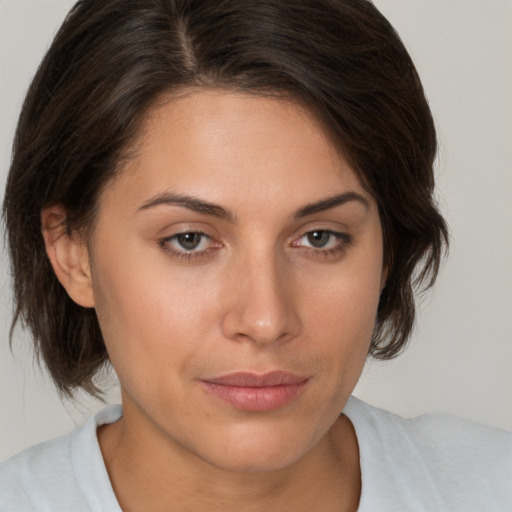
[204,449,305,474]
[193,424,321,474]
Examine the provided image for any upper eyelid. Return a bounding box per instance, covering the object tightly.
[157,220,351,240]
[162,231,214,247]
[293,227,347,241]
[297,228,343,236]
[292,219,350,234]
[164,230,210,239]
[157,224,221,243]
[160,228,348,243]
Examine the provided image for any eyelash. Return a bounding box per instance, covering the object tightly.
[159,229,351,262]
[159,231,219,262]
[291,230,352,259]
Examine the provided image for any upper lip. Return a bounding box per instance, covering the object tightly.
[202,371,308,387]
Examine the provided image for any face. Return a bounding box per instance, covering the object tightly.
[86,89,385,472]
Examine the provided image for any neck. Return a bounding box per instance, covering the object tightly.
[98,402,360,512]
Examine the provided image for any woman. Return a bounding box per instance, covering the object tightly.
[1,0,510,510]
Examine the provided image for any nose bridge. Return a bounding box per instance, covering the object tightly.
[221,245,299,345]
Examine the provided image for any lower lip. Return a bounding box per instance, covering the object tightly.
[201,381,308,412]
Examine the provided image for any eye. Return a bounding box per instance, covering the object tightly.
[295,230,345,249]
[304,230,336,248]
[171,232,209,251]
[291,229,351,258]
[160,231,219,259]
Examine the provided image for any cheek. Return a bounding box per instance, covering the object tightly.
[90,251,217,375]
[296,254,383,384]
[302,262,382,342]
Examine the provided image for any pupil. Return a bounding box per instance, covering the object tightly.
[307,231,330,248]
[177,233,201,250]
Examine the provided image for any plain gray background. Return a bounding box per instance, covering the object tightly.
[1,0,511,462]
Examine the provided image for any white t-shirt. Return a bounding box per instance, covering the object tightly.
[1,397,510,511]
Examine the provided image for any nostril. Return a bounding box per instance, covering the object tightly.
[221,305,301,347]
[219,258,301,345]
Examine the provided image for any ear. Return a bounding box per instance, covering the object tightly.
[41,205,95,308]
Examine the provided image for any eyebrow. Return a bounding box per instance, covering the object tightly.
[137,190,369,221]
[293,191,369,218]
[138,192,235,221]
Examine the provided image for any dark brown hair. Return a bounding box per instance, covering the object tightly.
[3,0,448,397]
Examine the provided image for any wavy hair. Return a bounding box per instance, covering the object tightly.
[3,0,448,397]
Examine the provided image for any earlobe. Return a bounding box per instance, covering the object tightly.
[41,205,95,308]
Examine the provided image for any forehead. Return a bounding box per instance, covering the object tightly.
[101,88,371,216]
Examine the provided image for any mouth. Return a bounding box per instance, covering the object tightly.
[200,371,309,412]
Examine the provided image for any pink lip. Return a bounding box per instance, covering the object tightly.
[201,371,309,412]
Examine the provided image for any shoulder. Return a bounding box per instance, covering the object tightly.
[0,429,78,511]
[344,397,512,511]
[413,409,511,472]
[0,405,122,512]
[345,396,512,462]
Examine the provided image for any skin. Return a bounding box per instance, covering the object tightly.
[43,89,386,511]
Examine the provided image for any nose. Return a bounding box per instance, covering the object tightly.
[220,252,301,346]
